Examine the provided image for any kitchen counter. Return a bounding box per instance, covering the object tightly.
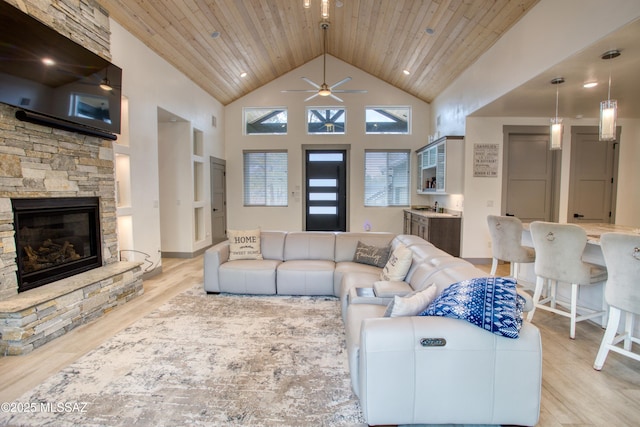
[522,222,639,245]
[405,209,462,218]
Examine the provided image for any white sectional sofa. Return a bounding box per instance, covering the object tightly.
[203,231,542,426]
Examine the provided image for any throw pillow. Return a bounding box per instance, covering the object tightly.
[380,244,413,281]
[352,241,391,268]
[419,277,525,339]
[384,283,437,317]
[227,229,263,260]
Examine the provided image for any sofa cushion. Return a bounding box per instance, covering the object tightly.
[284,232,335,261]
[380,244,413,281]
[353,241,391,268]
[384,284,437,317]
[260,231,287,260]
[420,277,525,339]
[218,259,280,294]
[277,260,335,295]
[228,228,263,260]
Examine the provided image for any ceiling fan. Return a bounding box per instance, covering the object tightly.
[282,21,367,102]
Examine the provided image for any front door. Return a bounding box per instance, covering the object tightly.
[305,150,347,231]
[568,126,619,223]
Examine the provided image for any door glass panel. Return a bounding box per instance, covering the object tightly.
[309,153,344,162]
[309,179,337,187]
[309,193,337,201]
[309,206,337,215]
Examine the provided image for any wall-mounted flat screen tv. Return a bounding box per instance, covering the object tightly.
[0,2,122,139]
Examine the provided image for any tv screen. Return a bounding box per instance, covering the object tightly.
[0,2,122,137]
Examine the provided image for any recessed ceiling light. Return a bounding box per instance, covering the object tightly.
[583,81,598,88]
[425,28,435,35]
[42,57,55,66]
[240,72,248,78]
[211,31,220,39]
[403,69,411,75]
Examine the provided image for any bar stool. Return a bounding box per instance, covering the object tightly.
[486,215,535,280]
[594,232,640,370]
[526,221,607,339]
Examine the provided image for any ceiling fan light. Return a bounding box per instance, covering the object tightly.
[318,88,331,96]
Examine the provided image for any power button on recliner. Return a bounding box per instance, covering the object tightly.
[420,337,446,347]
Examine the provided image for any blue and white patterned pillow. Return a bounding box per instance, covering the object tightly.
[418,277,525,339]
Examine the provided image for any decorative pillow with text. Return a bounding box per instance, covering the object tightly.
[353,241,391,268]
[380,244,413,281]
[227,229,263,260]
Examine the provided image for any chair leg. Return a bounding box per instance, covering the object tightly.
[624,312,635,351]
[490,258,498,276]
[570,283,578,339]
[594,307,622,370]
[527,276,545,322]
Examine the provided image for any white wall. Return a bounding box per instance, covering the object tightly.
[224,55,431,233]
[109,21,225,267]
[430,0,640,259]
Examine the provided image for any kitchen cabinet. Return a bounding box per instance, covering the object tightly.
[416,135,464,194]
[404,210,461,257]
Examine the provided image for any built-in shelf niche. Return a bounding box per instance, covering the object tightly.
[115,153,132,208]
[192,127,205,244]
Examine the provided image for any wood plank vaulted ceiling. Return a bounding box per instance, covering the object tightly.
[98,0,539,106]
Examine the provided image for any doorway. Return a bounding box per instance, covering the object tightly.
[568,126,619,223]
[210,157,227,244]
[502,126,560,222]
[304,149,347,231]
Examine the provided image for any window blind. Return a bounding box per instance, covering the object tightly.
[243,151,288,206]
[364,150,410,207]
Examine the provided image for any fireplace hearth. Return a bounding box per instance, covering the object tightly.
[12,197,102,293]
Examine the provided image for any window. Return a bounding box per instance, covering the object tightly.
[364,150,410,207]
[307,107,345,134]
[243,151,288,206]
[244,107,287,135]
[365,106,410,134]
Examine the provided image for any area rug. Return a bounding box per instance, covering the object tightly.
[0,285,366,427]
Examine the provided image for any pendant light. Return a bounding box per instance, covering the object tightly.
[549,77,564,150]
[599,50,620,141]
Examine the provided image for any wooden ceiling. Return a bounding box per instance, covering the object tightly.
[97,0,539,106]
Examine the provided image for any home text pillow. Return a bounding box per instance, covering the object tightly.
[353,241,391,268]
[384,283,437,317]
[419,277,525,339]
[227,229,263,260]
[380,244,413,281]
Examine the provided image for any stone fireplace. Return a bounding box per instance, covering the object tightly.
[0,0,143,356]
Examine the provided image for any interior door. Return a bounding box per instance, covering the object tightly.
[568,126,619,223]
[305,150,347,231]
[210,157,227,244]
[503,130,559,222]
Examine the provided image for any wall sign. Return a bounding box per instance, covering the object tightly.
[473,143,499,177]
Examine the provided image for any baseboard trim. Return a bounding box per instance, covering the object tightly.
[161,246,211,259]
[463,257,493,265]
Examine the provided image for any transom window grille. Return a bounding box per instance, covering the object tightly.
[244,107,287,135]
[243,151,288,206]
[364,150,410,207]
[365,106,410,134]
[307,107,346,134]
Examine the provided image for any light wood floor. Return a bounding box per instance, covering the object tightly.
[1,257,639,426]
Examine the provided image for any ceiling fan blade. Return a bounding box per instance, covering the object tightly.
[329,93,344,103]
[281,89,317,93]
[330,77,352,89]
[302,77,321,89]
[305,93,320,102]
[332,89,368,94]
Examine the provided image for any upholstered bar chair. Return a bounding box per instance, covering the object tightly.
[526,221,607,339]
[594,232,640,370]
[486,215,535,280]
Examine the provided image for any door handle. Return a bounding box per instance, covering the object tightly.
[213,208,218,212]
[505,213,514,216]
[573,213,584,218]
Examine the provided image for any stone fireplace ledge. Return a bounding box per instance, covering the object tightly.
[0,261,144,356]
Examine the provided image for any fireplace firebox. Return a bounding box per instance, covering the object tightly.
[12,197,102,293]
